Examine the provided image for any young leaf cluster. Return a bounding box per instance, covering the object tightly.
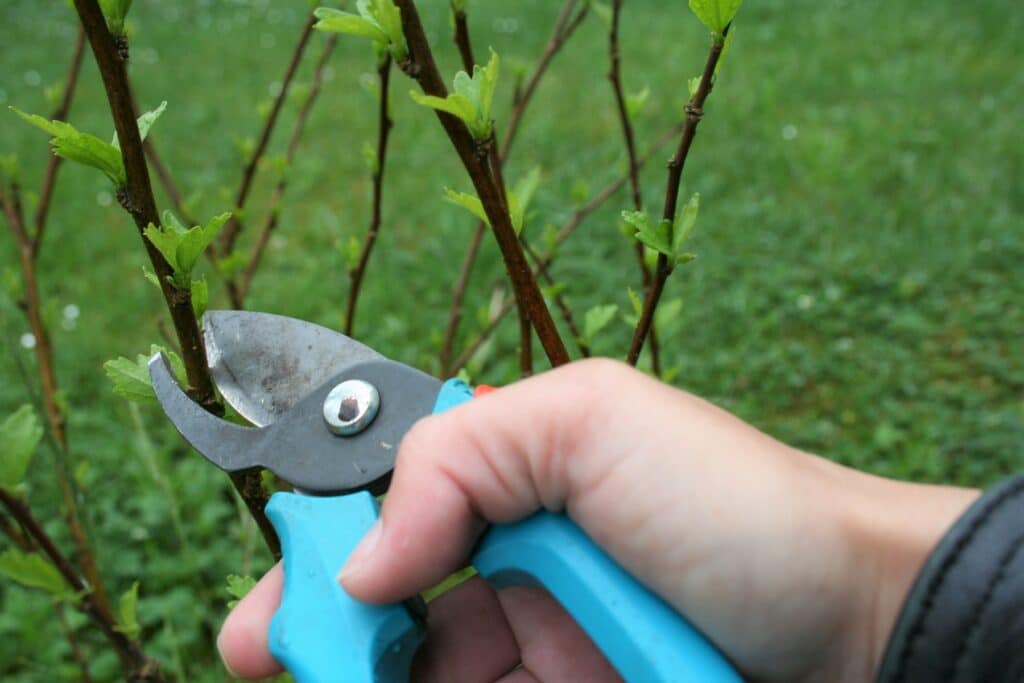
[103,345,186,404]
[411,49,499,141]
[11,102,166,188]
[144,211,229,315]
[314,1,408,64]
[622,192,700,270]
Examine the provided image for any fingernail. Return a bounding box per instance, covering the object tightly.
[338,521,382,584]
[215,630,239,677]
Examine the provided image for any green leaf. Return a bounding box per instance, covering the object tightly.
[442,188,490,226]
[0,406,43,490]
[313,8,388,43]
[409,91,477,127]
[625,86,650,120]
[715,27,735,77]
[142,266,161,290]
[190,277,208,319]
[104,345,185,404]
[112,101,166,150]
[114,581,141,641]
[143,224,182,279]
[99,0,133,35]
[0,550,76,603]
[623,210,672,258]
[508,166,541,235]
[225,574,257,609]
[687,76,701,98]
[672,192,700,261]
[583,304,618,343]
[144,212,230,288]
[11,107,125,186]
[175,212,230,275]
[688,0,742,36]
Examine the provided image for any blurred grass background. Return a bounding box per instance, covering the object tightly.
[1,0,1021,679]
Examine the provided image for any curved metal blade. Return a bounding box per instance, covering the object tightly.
[203,310,383,427]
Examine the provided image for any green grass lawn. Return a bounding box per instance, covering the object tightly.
[1,0,1022,679]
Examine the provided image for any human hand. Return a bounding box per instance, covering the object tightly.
[217,359,976,682]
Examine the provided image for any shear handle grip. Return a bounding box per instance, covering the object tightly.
[436,379,742,682]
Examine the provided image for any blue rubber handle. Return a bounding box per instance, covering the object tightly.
[266,492,424,682]
[265,378,742,682]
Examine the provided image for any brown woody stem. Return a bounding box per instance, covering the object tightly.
[608,0,660,373]
[0,178,114,630]
[345,55,394,336]
[72,0,279,557]
[451,124,680,372]
[438,0,587,373]
[394,0,569,367]
[32,26,86,258]
[626,29,728,366]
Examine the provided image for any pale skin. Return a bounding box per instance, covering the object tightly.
[217,359,979,682]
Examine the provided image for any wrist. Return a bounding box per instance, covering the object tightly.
[834,468,978,677]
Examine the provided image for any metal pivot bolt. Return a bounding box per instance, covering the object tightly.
[323,380,380,436]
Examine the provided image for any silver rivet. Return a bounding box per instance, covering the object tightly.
[323,380,380,436]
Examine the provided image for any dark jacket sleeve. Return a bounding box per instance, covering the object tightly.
[876,475,1024,683]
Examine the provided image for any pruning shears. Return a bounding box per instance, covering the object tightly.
[149,310,741,682]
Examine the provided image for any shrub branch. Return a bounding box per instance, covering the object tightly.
[345,55,394,336]
[72,0,279,559]
[608,0,660,373]
[438,0,587,374]
[394,0,569,367]
[626,27,728,366]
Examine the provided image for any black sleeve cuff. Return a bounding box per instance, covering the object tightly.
[876,474,1024,683]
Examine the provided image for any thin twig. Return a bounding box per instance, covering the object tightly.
[451,124,680,372]
[608,0,660,373]
[0,489,163,681]
[239,37,339,304]
[627,28,728,365]
[345,55,393,336]
[0,180,113,625]
[32,26,86,258]
[219,15,317,261]
[438,0,587,373]
[395,0,569,367]
[72,0,279,559]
